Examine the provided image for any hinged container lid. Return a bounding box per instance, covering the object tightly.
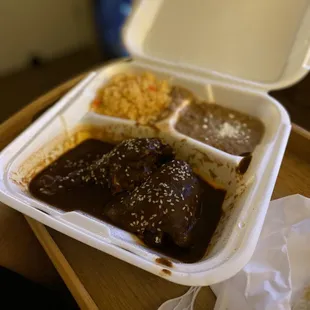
[124,0,310,91]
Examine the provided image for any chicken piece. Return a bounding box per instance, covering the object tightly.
[35,138,173,195]
[106,138,173,193]
[104,160,201,248]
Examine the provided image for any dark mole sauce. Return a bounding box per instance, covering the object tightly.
[29,139,226,263]
[167,179,225,263]
[29,140,115,218]
[237,153,253,175]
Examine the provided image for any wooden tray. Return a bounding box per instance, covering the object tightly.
[1,75,309,310]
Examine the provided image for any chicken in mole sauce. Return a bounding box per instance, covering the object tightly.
[29,138,226,263]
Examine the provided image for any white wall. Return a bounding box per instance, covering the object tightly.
[0,0,96,75]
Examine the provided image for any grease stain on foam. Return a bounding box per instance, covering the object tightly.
[60,115,70,140]
[155,257,173,268]
[209,169,217,180]
[161,269,172,276]
[192,148,213,164]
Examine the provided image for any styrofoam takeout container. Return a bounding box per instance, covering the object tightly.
[0,0,309,286]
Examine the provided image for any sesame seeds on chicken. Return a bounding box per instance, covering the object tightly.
[37,138,174,195]
[30,137,226,263]
[105,160,201,248]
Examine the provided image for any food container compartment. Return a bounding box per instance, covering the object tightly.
[3,112,251,265]
[80,60,284,165]
[0,61,290,285]
[1,0,309,285]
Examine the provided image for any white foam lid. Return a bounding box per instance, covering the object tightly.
[124,0,310,91]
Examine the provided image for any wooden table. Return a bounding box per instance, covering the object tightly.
[1,74,310,310]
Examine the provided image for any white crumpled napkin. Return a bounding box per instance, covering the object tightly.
[158,195,310,310]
